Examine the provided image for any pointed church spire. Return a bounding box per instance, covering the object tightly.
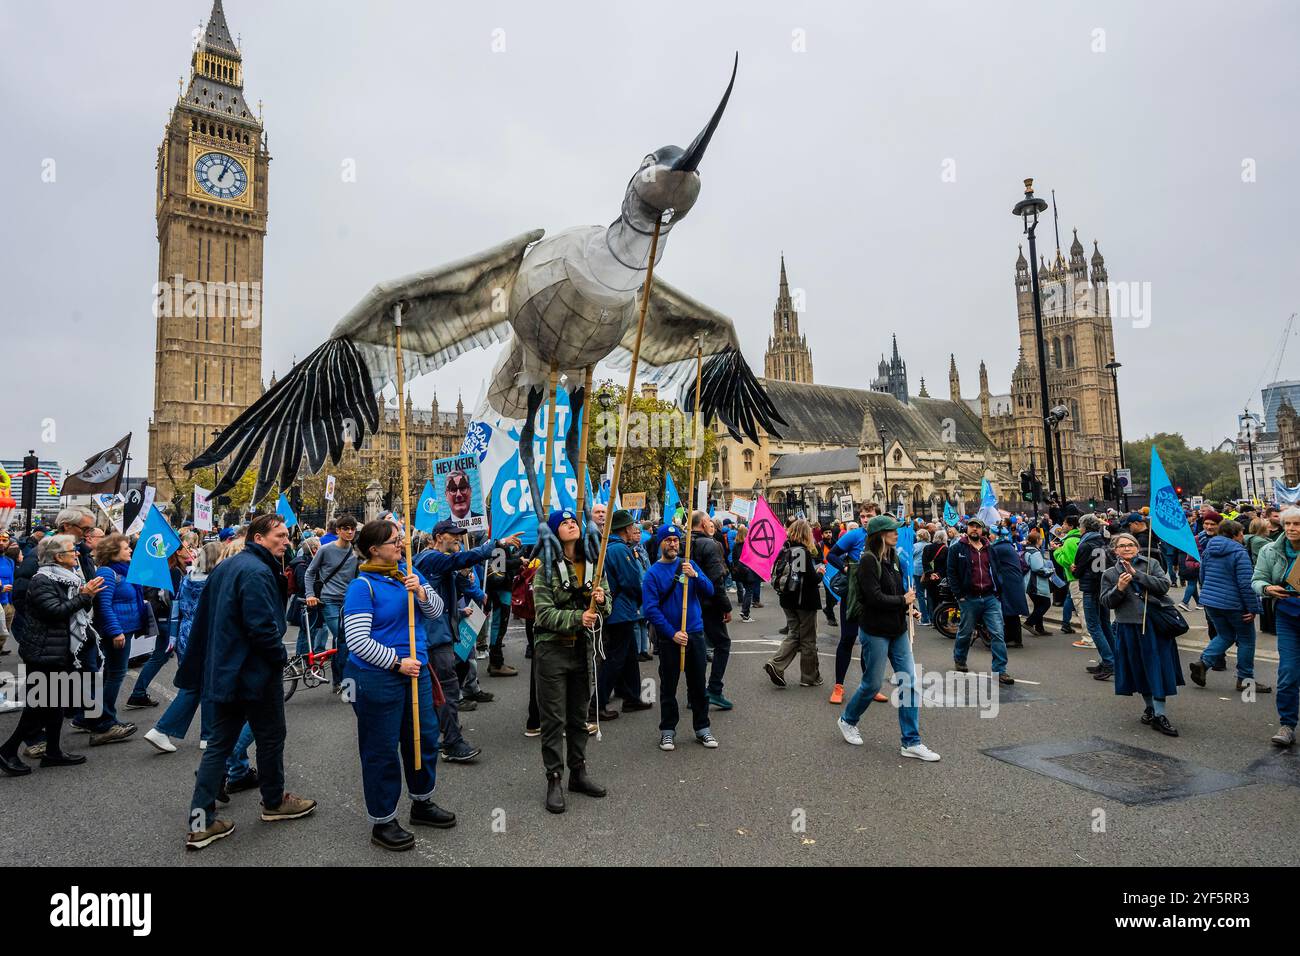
[200,0,241,58]
[918,377,929,399]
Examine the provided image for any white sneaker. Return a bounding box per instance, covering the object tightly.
[837,718,863,746]
[1072,638,1096,649]
[145,727,177,753]
[901,742,941,762]
[1177,602,1190,611]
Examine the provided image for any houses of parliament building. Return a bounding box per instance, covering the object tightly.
[712,234,1123,515]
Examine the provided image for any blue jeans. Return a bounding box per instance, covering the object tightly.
[634,619,649,654]
[154,686,215,741]
[842,629,921,747]
[294,604,327,655]
[350,663,439,823]
[953,594,1008,674]
[1182,579,1199,605]
[323,601,346,687]
[1202,606,1257,680]
[225,722,257,781]
[490,589,511,645]
[1062,588,1076,627]
[1081,591,1115,667]
[87,633,132,731]
[914,574,929,624]
[131,620,173,701]
[1277,612,1300,729]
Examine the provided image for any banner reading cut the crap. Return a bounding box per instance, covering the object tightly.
[461,385,585,545]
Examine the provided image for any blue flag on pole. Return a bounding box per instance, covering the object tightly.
[1149,447,1200,560]
[413,480,438,533]
[896,522,916,580]
[276,493,298,528]
[663,472,681,523]
[126,506,181,593]
[977,478,1001,528]
[943,501,959,527]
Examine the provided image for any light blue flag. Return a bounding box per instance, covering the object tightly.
[126,506,181,593]
[896,523,916,580]
[663,472,681,523]
[977,478,1001,528]
[1149,447,1200,559]
[1274,478,1300,506]
[413,480,438,533]
[943,501,959,527]
[276,493,298,528]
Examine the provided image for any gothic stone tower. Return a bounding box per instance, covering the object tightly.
[764,255,814,384]
[1012,228,1120,499]
[871,334,909,404]
[149,0,269,499]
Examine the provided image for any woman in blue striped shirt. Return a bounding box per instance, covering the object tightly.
[343,519,453,851]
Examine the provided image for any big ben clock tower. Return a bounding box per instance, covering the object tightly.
[149,0,269,502]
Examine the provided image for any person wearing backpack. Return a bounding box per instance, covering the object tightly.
[595,510,652,717]
[836,514,939,761]
[991,526,1028,648]
[1022,529,1054,635]
[763,519,825,690]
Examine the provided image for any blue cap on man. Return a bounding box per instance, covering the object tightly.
[431,519,468,536]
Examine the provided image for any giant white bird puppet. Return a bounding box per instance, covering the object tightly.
[189,56,785,565]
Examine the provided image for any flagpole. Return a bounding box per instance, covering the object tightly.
[573,365,594,582]
[1142,520,1153,632]
[679,334,704,672]
[393,303,422,771]
[541,363,560,515]
[588,217,664,612]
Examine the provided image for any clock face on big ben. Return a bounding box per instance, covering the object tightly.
[193,151,248,201]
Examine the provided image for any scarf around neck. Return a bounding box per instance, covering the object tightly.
[359,559,405,581]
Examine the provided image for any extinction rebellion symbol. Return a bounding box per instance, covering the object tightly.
[748,518,777,560]
[145,534,168,559]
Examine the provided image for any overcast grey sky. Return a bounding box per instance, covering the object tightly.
[2,0,1297,474]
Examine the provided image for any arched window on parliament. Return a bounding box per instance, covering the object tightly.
[743,449,754,472]
[1064,335,1075,368]
[1052,337,1062,369]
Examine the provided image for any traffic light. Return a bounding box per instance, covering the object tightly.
[1088,497,1098,510]
[290,485,303,514]
[1019,471,1032,498]
[1102,474,1115,500]
[1175,484,1183,496]
[19,452,38,511]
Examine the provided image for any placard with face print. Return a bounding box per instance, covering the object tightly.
[430,454,486,533]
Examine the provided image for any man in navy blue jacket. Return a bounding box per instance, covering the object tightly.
[642,525,717,751]
[595,509,652,718]
[179,513,317,850]
[414,520,520,762]
[946,517,1013,685]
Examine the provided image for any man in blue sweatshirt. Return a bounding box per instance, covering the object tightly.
[642,525,717,751]
[414,520,520,763]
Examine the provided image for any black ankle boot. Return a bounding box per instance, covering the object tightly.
[545,772,566,814]
[410,799,456,829]
[371,820,415,851]
[568,763,606,798]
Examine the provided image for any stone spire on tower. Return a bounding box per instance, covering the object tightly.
[948,353,961,403]
[763,253,814,384]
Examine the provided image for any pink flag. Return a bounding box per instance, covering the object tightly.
[738,496,786,581]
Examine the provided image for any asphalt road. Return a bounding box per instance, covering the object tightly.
[1,596,1297,866]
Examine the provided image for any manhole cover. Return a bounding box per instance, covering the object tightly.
[982,737,1252,805]
[1244,750,1300,789]
[1048,749,1188,787]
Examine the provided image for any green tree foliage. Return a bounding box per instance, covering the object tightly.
[585,379,717,515]
[1124,433,1240,499]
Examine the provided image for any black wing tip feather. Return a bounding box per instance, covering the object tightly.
[186,338,378,500]
[686,346,785,443]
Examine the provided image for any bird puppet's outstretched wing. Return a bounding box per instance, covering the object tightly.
[606,277,786,443]
[188,228,544,500]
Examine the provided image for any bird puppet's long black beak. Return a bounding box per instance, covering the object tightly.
[672,53,738,173]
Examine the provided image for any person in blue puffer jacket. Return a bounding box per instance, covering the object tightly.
[1190,519,1270,693]
[80,532,147,743]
